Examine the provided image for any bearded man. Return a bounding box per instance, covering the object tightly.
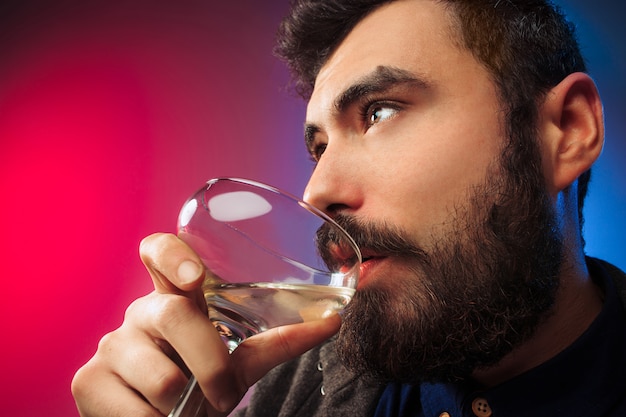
[72,1,626,416]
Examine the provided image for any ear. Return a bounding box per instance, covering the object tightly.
[538,72,604,194]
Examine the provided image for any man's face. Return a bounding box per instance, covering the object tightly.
[304,0,561,382]
[304,0,503,288]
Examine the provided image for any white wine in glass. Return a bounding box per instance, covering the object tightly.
[168,178,361,417]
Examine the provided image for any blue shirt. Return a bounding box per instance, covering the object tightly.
[374,259,626,417]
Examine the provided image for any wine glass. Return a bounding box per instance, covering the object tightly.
[168,177,361,417]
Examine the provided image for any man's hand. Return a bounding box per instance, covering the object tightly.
[71,233,341,417]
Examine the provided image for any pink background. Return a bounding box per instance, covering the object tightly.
[0,1,624,416]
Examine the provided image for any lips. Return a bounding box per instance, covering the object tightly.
[360,249,384,265]
[357,252,386,288]
[325,244,385,289]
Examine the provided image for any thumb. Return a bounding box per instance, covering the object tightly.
[230,314,342,388]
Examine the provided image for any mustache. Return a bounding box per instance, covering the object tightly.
[315,213,429,268]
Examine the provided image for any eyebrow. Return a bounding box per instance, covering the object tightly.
[304,65,430,149]
[335,65,428,113]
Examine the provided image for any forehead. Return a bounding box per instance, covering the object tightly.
[307,0,479,115]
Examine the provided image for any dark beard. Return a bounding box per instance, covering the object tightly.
[330,163,563,384]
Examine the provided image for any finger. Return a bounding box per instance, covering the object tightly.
[139,292,242,413]
[231,314,342,388]
[104,328,189,415]
[72,359,163,417]
[140,233,205,293]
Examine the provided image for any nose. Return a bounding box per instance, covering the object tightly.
[303,144,363,217]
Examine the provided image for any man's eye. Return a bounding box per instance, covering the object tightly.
[365,103,399,127]
[310,143,327,162]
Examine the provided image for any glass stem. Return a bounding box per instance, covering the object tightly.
[168,377,206,417]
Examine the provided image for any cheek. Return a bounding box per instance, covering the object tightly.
[362,112,502,238]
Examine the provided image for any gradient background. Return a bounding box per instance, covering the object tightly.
[0,1,623,416]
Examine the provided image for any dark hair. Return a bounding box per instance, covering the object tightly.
[275,0,591,237]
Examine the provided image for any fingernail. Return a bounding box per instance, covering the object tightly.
[177,260,202,285]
